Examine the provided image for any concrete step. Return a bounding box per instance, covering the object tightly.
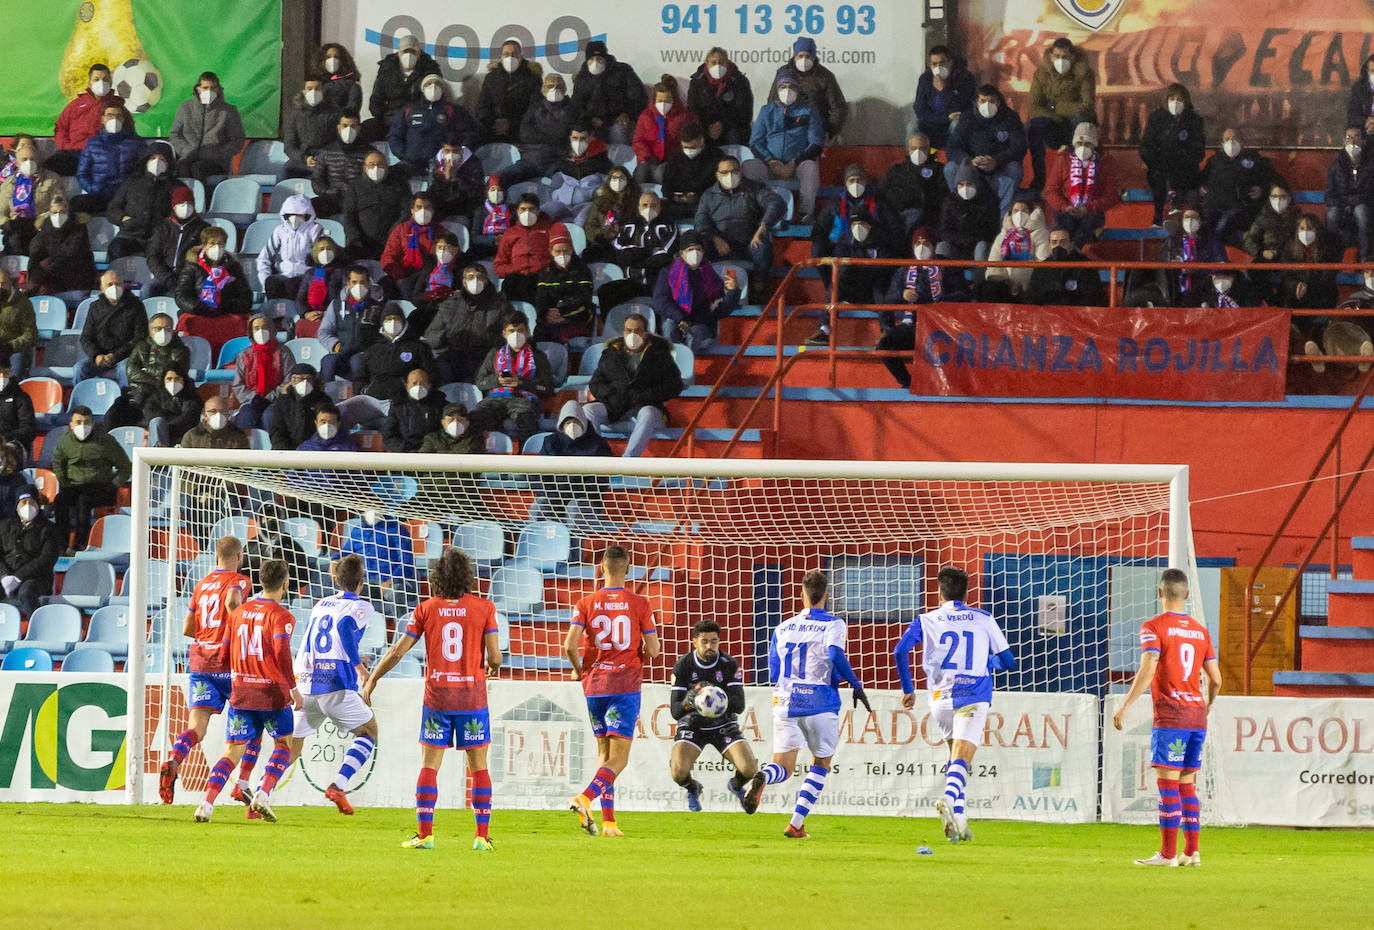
[1353,536,1374,580]
[1299,625,1374,673]
[1273,669,1374,698]
[1326,579,1374,626]
[717,307,886,347]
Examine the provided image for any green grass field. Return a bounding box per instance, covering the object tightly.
[5,804,1370,929]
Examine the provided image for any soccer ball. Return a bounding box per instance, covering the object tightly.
[695,684,728,718]
[113,58,162,113]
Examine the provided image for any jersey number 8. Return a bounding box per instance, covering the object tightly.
[591,614,631,651]
[442,621,464,661]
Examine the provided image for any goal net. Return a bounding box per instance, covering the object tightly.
[124,452,1196,813]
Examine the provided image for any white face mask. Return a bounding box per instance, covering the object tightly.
[50,212,68,229]
[166,380,184,396]
[304,89,322,106]
[317,249,335,265]
[399,52,418,70]
[623,331,644,351]
[639,206,658,222]
[683,146,702,160]
[317,422,338,440]
[587,59,606,76]
[655,101,671,116]
[287,215,304,230]
[719,171,740,190]
[570,138,589,156]
[914,243,934,261]
[72,424,92,441]
[435,249,453,265]
[208,412,228,430]
[518,210,538,227]
[1213,277,1233,294]
[1348,144,1363,161]
[174,202,194,220]
[408,384,429,401]
[105,118,123,134]
[252,327,271,345]
[502,56,520,73]
[348,283,368,301]
[205,245,224,262]
[957,184,976,201]
[18,160,36,178]
[795,55,814,73]
[682,248,703,268]
[1270,196,1290,212]
[1183,217,1201,235]
[325,57,340,74]
[0,376,9,391]
[545,88,565,103]
[366,165,385,182]
[1053,57,1071,75]
[1011,211,1028,229]
[1299,228,1317,246]
[708,64,726,80]
[152,328,172,346]
[294,380,313,396]
[340,126,359,144]
[609,176,627,193]
[847,181,865,199]
[851,224,870,242]
[91,79,111,96]
[932,65,949,79]
[1223,139,1241,158]
[383,319,402,337]
[978,101,996,118]
[199,89,217,106]
[464,277,485,295]
[18,504,37,522]
[1365,275,1374,292]
[445,419,466,438]
[1074,145,1094,161]
[562,420,586,440]
[506,330,527,350]
[413,208,433,225]
[104,285,124,303]
[553,252,571,268]
[423,83,443,102]
[487,188,503,203]
[1167,99,1184,116]
[910,149,928,165]
[778,88,797,106]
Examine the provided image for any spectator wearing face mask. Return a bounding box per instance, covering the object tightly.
[1278,214,1338,310]
[1159,207,1228,306]
[1325,127,1374,262]
[0,358,36,453]
[584,166,641,262]
[495,194,563,303]
[74,104,145,215]
[751,74,825,222]
[810,164,897,259]
[1201,270,1258,309]
[285,73,341,178]
[478,40,543,145]
[339,509,418,611]
[471,313,555,442]
[52,405,131,552]
[179,395,248,453]
[1026,227,1105,307]
[368,35,441,140]
[655,231,742,353]
[946,85,1026,214]
[295,237,346,333]
[343,151,412,260]
[876,227,969,389]
[571,40,648,145]
[1243,181,1299,302]
[388,74,479,175]
[767,37,847,140]
[316,44,363,115]
[380,367,446,452]
[1026,38,1097,193]
[881,133,947,234]
[661,125,722,223]
[688,48,753,146]
[804,208,896,347]
[106,313,191,428]
[50,63,124,176]
[535,227,596,344]
[0,141,62,255]
[233,314,296,430]
[140,365,203,447]
[1044,122,1121,248]
[504,75,576,186]
[420,403,485,453]
[544,400,612,457]
[582,313,682,458]
[912,46,977,151]
[609,191,679,300]
[145,185,208,297]
[425,264,514,384]
[26,196,96,301]
[694,155,786,275]
[380,194,439,294]
[175,226,252,355]
[319,265,387,382]
[0,271,36,379]
[0,490,63,615]
[545,125,614,226]
[1200,128,1276,247]
[405,230,465,329]
[76,269,144,385]
[170,71,246,181]
[359,307,436,400]
[939,163,1000,261]
[257,194,324,300]
[633,76,692,184]
[298,403,358,453]
[104,141,179,261]
[985,199,1053,300]
[471,175,511,257]
[1140,83,1206,227]
[429,142,485,219]
[268,363,329,450]
[311,111,371,218]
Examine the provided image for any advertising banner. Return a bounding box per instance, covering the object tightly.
[0,0,282,137]
[1103,695,1374,828]
[963,0,1372,146]
[911,303,1289,401]
[322,0,927,143]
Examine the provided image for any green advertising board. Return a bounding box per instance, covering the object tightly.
[0,0,282,138]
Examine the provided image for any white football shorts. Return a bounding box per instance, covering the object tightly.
[773,710,840,758]
[929,698,988,745]
[293,690,374,738]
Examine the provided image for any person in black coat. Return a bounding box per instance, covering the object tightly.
[141,365,203,447]
[268,363,330,450]
[366,35,441,139]
[358,306,437,399]
[342,151,412,259]
[423,263,514,384]
[583,314,682,458]
[1325,126,1374,261]
[284,74,342,177]
[659,127,721,223]
[534,228,596,344]
[881,133,947,234]
[0,357,36,452]
[76,269,145,384]
[1347,54,1374,139]
[380,368,446,452]
[105,141,178,260]
[1026,228,1105,306]
[477,41,543,144]
[145,186,208,297]
[686,49,754,145]
[0,489,63,616]
[428,143,485,220]
[876,227,969,389]
[26,198,97,298]
[1200,128,1274,247]
[570,40,647,144]
[1139,83,1207,226]
[317,43,364,113]
[311,112,372,217]
[174,226,252,319]
[608,191,679,298]
[939,162,1000,260]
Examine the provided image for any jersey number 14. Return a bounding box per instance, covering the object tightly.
[236,624,264,660]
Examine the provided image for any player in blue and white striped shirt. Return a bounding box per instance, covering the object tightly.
[761,570,871,839]
[893,566,1014,844]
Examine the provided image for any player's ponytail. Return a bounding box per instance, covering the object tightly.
[429,547,475,599]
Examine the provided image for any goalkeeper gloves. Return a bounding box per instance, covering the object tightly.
[852,687,872,713]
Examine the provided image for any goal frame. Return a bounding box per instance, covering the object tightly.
[124,449,1191,803]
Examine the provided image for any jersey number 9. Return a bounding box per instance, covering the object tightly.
[591,614,631,651]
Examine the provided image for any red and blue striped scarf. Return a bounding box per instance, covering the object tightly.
[1001,224,1030,258]
[483,201,510,235]
[906,264,942,301]
[1178,236,1196,293]
[403,221,426,269]
[668,256,723,314]
[492,344,534,397]
[427,260,453,294]
[307,267,330,309]
[198,254,233,307]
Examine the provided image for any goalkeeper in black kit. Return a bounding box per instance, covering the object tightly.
[669,619,766,813]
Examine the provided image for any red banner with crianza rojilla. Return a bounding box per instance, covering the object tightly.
[910,304,1290,401]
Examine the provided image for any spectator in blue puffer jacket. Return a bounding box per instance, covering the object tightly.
[387,74,479,175]
[74,103,145,214]
[749,73,825,222]
[945,84,1026,214]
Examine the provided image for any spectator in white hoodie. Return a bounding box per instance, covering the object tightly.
[256,193,323,299]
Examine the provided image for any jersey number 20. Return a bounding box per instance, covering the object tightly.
[591,614,631,651]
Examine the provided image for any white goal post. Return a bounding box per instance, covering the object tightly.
[124,451,1193,806]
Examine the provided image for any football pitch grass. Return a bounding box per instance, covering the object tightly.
[5,804,1369,929]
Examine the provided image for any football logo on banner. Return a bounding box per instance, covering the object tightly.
[1053,0,1125,31]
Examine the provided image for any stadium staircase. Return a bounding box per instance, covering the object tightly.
[1274,537,1374,698]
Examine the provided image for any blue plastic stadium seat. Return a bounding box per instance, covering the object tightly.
[489,564,544,615]
[20,604,82,657]
[63,646,115,673]
[2,647,54,671]
[52,558,116,609]
[83,605,131,659]
[514,521,571,571]
[454,520,505,564]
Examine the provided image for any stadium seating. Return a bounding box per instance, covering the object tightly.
[108,425,146,460]
[177,177,206,212]
[0,603,20,651]
[67,378,120,418]
[51,558,116,609]
[514,521,571,571]
[239,218,278,256]
[453,520,505,566]
[22,467,58,504]
[110,255,153,296]
[489,563,543,615]
[672,344,695,387]
[183,335,212,378]
[62,646,115,673]
[108,560,170,609]
[143,295,179,323]
[207,176,263,226]
[317,217,345,246]
[81,606,130,659]
[213,336,251,379]
[248,428,271,450]
[20,604,82,657]
[0,254,28,277]
[31,295,69,338]
[285,337,330,367]
[521,431,552,454]
[476,143,519,176]
[538,341,568,386]
[238,140,289,187]
[589,261,624,290]
[74,514,132,570]
[564,341,604,390]
[2,647,53,671]
[30,333,82,383]
[34,426,67,467]
[440,382,481,408]
[604,300,654,336]
[486,431,514,454]
[262,178,315,218]
[21,377,64,422]
[206,217,238,251]
[87,217,118,264]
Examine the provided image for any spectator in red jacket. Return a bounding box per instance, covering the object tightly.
[380,192,438,294]
[632,76,693,185]
[50,63,123,176]
[494,193,563,303]
[1044,122,1121,248]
